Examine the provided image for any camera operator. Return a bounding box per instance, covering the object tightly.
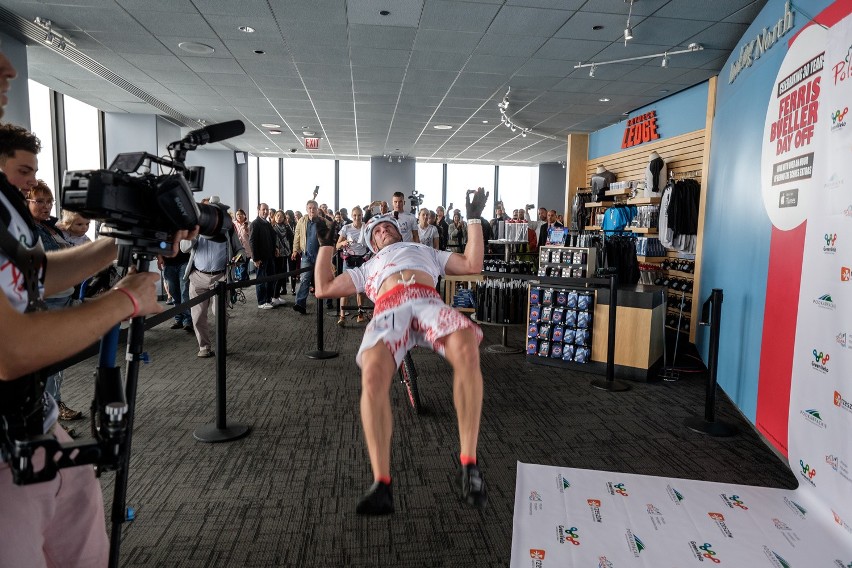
[389,191,418,243]
[0,47,198,566]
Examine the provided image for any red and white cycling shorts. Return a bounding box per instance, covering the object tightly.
[356,283,482,368]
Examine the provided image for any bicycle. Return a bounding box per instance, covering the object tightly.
[397,350,423,414]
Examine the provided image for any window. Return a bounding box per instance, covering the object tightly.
[338,160,370,214]
[247,154,259,218]
[446,164,494,220]
[27,80,56,194]
[497,166,539,218]
[414,162,444,212]
[258,157,280,212]
[63,95,101,172]
[282,157,335,213]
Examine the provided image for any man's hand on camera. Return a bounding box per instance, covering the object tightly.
[466,187,489,219]
[113,270,163,318]
[315,218,336,247]
[165,226,200,256]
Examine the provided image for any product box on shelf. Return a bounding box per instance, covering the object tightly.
[526,284,595,365]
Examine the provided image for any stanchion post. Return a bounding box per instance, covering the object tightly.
[307,291,338,360]
[684,288,736,437]
[591,274,630,392]
[193,281,251,442]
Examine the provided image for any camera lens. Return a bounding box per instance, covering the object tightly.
[196,202,233,240]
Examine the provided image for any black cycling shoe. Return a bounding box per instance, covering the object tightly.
[461,464,488,509]
[356,481,394,515]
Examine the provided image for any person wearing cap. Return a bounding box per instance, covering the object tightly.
[313,187,490,515]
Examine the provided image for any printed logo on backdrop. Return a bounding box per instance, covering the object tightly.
[837,332,852,350]
[556,473,570,493]
[823,232,838,253]
[556,525,580,546]
[598,556,614,568]
[842,266,851,281]
[833,510,852,535]
[720,493,748,510]
[666,484,685,505]
[845,205,852,218]
[647,504,666,531]
[783,496,808,520]
[834,390,852,414]
[814,293,837,310]
[832,560,852,568]
[625,530,645,557]
[825,453,852,484]
[689,542,721,563]
[772,517,801,547]
[825,172,845,191]
[763,546,792,568]
[607,482,628,496]
[587,499,603,522]
[830,44,852,86]
[830,107,848,131]
[529,490,544,516]
[811,349,830,373]
[800,408,828,428]
[708,512,734,538]
[798,459,817,486]
[529,548,546,568]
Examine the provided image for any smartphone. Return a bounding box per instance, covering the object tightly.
[313,185,319,198]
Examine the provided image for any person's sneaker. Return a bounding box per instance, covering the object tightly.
[61,423,80,439]
[337,315,346,327]
[170,321,183,330]
[258,303,274,310]
[184,323,194,333]
[355,481,394,515]
[197,347,214,358]
[356,311,367,323]
[57,401,83,421]
[293,304,306,314]
[325,300,334,310]
[461,464,488,509]
[166,298,175,306]
[271,298,286,307]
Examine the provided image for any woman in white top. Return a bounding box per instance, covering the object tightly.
[415,208,439,249]
[335,205,369,326]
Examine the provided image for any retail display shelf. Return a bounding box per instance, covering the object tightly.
[586,225,602,230]
[627,197,662,205]
[628,227,658,234]
[667,269,695,278]
[604,188,631,196]
[637,256,666,262]
[585,202,604,208]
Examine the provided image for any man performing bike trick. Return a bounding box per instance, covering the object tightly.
[314,188,489,515]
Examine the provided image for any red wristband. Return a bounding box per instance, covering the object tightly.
[114,287,140,319]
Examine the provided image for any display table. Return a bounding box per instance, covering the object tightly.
[442,274,483,314]
[471,315,525,354]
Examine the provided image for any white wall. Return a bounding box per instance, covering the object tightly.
[185,149,237,212]
[0,32,31,129]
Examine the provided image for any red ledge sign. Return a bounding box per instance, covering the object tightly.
[622,111,660,149]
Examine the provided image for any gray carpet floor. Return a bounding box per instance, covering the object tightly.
[56,289,796,567]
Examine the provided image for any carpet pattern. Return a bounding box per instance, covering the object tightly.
[56,291,796,567]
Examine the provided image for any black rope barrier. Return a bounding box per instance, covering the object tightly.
[684,289,737,437]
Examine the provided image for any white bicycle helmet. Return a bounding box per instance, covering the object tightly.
[362,213,402,253]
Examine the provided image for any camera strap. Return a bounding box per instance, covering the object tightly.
[0,177,48,313]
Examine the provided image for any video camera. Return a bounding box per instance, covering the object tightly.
[408,188,424,214]
[62,120,246,260]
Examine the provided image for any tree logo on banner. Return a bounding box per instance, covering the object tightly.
[800,408,828,428]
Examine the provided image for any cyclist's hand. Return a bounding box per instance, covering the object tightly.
[465,187,489,219]
[315,219,336,247]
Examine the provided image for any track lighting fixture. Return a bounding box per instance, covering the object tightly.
[34,17,72,51]
[624,0,635,46]
[575,43,703,73]
[397,156,402,163]
[494,87,562,142]
[388,155,392,163]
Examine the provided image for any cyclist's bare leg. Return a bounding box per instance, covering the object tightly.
[439,327,483,460]
[359,341,398,480]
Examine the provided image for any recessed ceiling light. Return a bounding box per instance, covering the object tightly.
[178,41,215,55]
[659,89,669,93]
[302,131,316,136]
[482,120,488,124]
[592,25,604,30]
[433,124,453,130]
[302,125,310,129]
[379,10,391,16]
[269,129,282,134]
[599,97,610,102]
[239,25,255,33]
[254,49,265,55]
[261,123,281,128]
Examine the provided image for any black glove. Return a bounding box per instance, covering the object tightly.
[465,187,489,219]
[314,219,336,247]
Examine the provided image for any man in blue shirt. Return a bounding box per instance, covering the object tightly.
[291,200,321,314]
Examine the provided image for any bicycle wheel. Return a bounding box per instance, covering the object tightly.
[398,351,422,414]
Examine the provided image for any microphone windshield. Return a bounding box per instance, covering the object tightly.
[186,120,246,145]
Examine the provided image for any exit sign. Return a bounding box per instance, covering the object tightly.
[304,137,320,150]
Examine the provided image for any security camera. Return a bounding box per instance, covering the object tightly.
[289,148,297,153]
